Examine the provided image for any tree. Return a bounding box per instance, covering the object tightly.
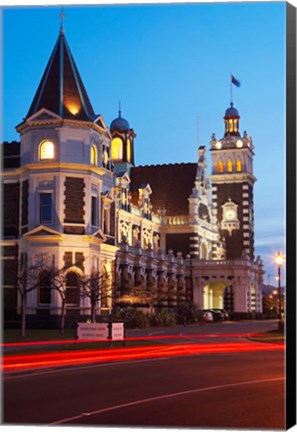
[262,292,282,318]
[49,261,116,330]
[50,269,69,333]
[80,270,113,323]
[175,301,203,325]
[5,249,53,337]
[117,282,167,314]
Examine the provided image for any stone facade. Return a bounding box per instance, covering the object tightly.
[1,28,264,327]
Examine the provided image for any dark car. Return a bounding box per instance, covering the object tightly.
[202,310,214,323]
[211,308,230,320]
[203,309,224,322]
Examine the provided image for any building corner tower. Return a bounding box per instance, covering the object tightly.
[209,103,256,260]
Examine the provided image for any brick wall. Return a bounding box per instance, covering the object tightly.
[2,244,18,318]
[21,179,29,227]
[64,177,85,229]
[3,183,20,238]
[214,182,255,260]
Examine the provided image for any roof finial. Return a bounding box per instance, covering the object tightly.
[59,7,65,35]
[119,99,122,117]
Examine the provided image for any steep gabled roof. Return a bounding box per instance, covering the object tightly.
[130,163,197,216]
[26,30,95,122]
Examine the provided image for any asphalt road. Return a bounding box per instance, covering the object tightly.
[126,319,280,339]
[3,321,285,429]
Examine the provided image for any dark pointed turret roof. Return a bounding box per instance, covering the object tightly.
[26,29,95,121]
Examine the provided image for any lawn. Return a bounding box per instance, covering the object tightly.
[2,328,160,356]
[3,328,77,343]
[249,330,285,344]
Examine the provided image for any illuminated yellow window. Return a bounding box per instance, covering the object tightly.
[90,145,97,166]
[217,161,224,173]
[227,160,233,172]
[234,119,238,132]
[121,190,126,206]
[229,119,233,133]
[39,140,54,160]
[236,159,242,172]
[127,138,132,162]
[111,137,123,160]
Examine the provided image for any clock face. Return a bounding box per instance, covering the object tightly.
[226,209,236,220]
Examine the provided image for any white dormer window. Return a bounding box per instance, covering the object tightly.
[39,140,55,160]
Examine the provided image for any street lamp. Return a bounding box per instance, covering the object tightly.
[274,251,284,330]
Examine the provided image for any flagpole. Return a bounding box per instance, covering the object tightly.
[230,73,233,105]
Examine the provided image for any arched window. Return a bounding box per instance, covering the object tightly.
[227,160,233,172]
[234,119,238,132]
[39,140,54,160]
[90,145,98,166]
[111,137,123,160]
[228,119,234,133]
[217,161,224,173]
[65,272,80,306]
[38,270,51,305]
[236,159,242,172]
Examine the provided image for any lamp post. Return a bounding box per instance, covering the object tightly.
[275,251,284,331]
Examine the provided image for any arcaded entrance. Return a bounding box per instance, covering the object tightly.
[203,280,231,309]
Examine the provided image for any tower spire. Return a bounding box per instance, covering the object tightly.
[59,7,65,35]
[26,24,95,121]
[119,100,122,117]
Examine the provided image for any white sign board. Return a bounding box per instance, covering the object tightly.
[77,323,109,340]
[112,322,124,341]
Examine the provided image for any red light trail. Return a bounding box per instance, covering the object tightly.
[1,332,265,348]
[2,340,284,372]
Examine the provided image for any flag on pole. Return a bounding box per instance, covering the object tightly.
[231,74,241,87]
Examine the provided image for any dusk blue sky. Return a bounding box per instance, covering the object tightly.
[2,2,286,284]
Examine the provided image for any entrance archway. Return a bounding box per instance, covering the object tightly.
[203,280,231,310]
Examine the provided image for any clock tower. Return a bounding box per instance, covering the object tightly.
[210,103,256,260]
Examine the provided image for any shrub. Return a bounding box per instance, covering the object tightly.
[148,310,176,327]
[147,312,162,327]
[115,306,149,329]
[175,302,202,325]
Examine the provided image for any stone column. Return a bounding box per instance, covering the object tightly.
[233,278,248,318]
[193,277,204,309]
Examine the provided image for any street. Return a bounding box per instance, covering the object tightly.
[2,321,285,429]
